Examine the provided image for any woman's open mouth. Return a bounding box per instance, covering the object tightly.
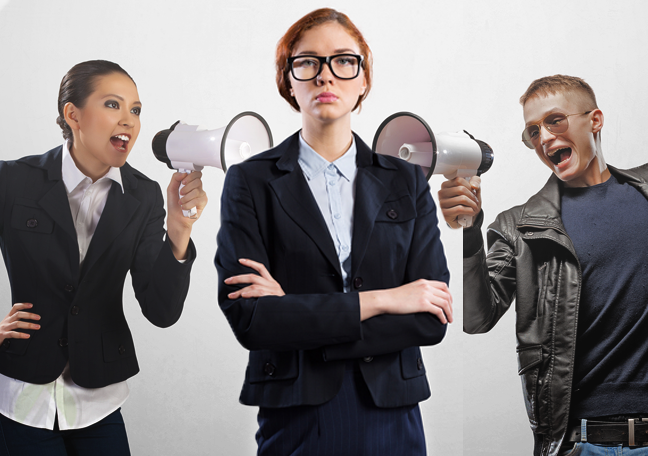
[110,134,130,152]
[547,147,571,166]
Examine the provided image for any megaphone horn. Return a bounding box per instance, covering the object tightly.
[152,111,273,217]
[372,111,494,227]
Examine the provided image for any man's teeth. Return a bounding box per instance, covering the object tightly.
[115,134,129,141]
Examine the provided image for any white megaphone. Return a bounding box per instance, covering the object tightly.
[373,112,493,228]
[152,111,273,217]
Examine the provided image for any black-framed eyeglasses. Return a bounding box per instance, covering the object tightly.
[521,111,592,149]
[287,54,364,81]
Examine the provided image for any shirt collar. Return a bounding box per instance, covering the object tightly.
[61,141,124,194]
[297,133,357,181]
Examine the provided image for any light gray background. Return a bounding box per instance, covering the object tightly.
[0,1,646,455]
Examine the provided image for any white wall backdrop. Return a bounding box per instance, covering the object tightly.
[0,1,646,455]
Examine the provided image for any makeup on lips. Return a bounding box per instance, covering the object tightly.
[316,92,338,103]
[110,134,131,152]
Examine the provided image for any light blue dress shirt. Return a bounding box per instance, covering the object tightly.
[297,134,358,292]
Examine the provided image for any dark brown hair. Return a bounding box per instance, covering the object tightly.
[57,60,135,142]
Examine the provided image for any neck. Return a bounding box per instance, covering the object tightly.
[70,142,109,183]
[301,115,353,162]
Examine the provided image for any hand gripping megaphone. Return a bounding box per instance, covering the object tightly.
[372,112,493,227]
[152,111,273,217]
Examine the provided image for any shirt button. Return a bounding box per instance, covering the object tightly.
[59,338,68,347]
[363,356,373,363]
[1,340,10,349]
[417,357,424,370]
[341,245,349,252]
[387,209,398,220]
[64,284,74,293]
[70,306,80,316]
[26,219,38,228]
[118,345,126,355]
[353,277,363,289]
[334,214,341,219]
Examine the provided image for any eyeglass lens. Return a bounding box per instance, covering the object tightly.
[291,55,360,81]
[522,113,569,147]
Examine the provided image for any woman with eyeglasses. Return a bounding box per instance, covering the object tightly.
[215,8,452,455]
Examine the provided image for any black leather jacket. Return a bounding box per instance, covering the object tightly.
[463,164,648,456]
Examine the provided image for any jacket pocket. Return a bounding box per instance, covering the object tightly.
[248,350,299,384]
[0,337,31,356]
[374,195,416,224]
[536,262,549,317]
[102,328,136,363]
[11,198,54,234]
[400,346,426,379]
[517,345,542,428]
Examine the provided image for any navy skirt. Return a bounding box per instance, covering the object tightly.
[256,362,426,456]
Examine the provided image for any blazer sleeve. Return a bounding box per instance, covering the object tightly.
[463,209,517,334]
[129,180,195,328]
[215,165,363,352]
[322,167,449,360]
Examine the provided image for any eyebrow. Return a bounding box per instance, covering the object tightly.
[525,108,561,126]
[295,48,358,56]
[103,94,142,105]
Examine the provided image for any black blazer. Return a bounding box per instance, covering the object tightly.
[0,146,195,388]
[215,133,449,408]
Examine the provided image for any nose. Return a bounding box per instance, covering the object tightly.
[316,62,335,85]
[539,124,555,145]
[119,110,134,128]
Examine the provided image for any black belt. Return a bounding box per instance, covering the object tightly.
[567,419,648,446]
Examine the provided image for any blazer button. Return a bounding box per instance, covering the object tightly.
[353,277,363,289]
[417,357,424,370]
[387,209,398,220]
[263,363,276,376]
[118,345,126,355]
[1,340,10,349]
[363,356,373,363]
[26,219,38,228]
[64,284,74,293]
[70,306,80,316]
[59,338,68,347]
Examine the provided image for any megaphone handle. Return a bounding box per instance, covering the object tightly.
[457,174,478,228]
[178,168,197,218]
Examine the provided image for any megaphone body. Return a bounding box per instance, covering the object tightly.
[373,112,493,227]
[153,111,273,217]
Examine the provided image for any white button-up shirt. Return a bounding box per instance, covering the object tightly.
[0,142,129,430]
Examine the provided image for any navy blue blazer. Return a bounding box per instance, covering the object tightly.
[215,132,449,408]
[0,146,195,388]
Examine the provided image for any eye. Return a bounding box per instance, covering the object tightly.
[105,100,119,109]
[546,114,566,126]
[294,58,318,69]
[131,106,141,116]
[333,55,355,66]
[528,127,540,139]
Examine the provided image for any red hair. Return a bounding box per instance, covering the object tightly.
[276,8,373,112]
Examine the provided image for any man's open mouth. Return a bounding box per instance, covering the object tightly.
[547,147,571,165]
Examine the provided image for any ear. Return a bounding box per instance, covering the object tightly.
[590,109,604,134]
[360,74,367,95]
[63,102,81,131]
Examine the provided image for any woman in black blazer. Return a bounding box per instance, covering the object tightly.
[0,60,207,455]
[216,8,452,456]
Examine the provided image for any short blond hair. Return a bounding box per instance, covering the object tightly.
[520,74,598,110]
